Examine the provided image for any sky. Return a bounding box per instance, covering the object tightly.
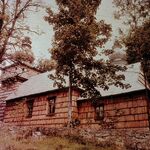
[25,0,124,60]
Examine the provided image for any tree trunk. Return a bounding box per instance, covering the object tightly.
[0,0,5,34]
[68,70,72,127]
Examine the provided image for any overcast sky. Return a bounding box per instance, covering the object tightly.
[25,0,124,60]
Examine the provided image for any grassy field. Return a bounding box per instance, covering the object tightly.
[0,134,113,150]
[0,123,115,150]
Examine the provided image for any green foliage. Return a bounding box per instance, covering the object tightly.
[113,0,150,28]
[125,20,150,82]
[112,0,150,50]
[36,58,56,72]
[126,21,150,63]
[45,0,128,98]
[11,50,35,64]
[113,0,150,83]
[10,37,35,64]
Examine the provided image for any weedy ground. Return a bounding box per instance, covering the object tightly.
[0,132,113,150]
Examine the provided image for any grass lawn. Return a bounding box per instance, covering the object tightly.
[0,134,113,150]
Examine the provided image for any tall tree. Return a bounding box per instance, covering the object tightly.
[113,0,150,83]
[45,0,128,124]
[112,0,150,46]
[113,0,150,29]
[0,0,40,63]
[125,20,150,82]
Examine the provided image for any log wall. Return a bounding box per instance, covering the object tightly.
[4,89,80,127]
[0,82,22,121]
[78,91,149,129]
[3,88,149,129]
[0,64,40,121]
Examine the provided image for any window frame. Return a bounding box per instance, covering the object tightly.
[94,104,104,121]
[26,99,34,118]
[46,96,56,116]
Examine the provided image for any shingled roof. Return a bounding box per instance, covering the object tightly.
[6,71,68,101]
[6,62,147,101]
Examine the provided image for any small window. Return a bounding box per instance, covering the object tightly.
[46,97,56,115]
[95,104,104,121]
[26,99,34,118]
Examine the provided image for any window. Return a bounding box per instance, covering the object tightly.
[46,97,56,115]
[95,104,104,121]
[26,99,34,118]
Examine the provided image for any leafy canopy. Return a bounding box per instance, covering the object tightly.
[113,0,150,83]
[11,37,35,64]
[125,20,150,82]
[113,0,150,28]
[36,58,56,72]
[45,0,128,98]
[112,0,150,49]
[0,0,41,63]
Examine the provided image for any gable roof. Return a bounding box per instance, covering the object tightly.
[6,72,68,101]
[6,62,147,101]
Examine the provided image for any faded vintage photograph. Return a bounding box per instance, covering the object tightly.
[0,0,150,149]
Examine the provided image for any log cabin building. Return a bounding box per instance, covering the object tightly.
[0,61,42,121]
[1,62,150,130]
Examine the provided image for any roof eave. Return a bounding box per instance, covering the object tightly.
[6,86,81,102]
[77,88,147,101]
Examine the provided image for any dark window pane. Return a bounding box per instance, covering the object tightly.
[26,100,34,118]
[95,104,104,120]
[47,97,56,115]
